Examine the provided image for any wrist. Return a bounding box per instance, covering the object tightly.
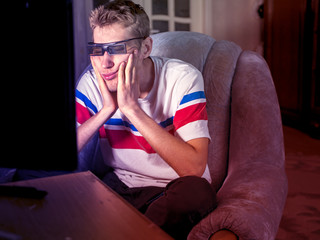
[119,102,142,119]
[101,103,117,116]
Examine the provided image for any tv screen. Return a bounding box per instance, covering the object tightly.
[0,0,77,171]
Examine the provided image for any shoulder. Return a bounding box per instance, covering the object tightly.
[151,56,201,76]
[76,64,97,89]
[75,65,102,111]
[76,64,101,99]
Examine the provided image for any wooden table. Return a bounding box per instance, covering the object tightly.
[0,171,172,240]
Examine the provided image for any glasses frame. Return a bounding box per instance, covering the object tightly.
[88,37,146,56]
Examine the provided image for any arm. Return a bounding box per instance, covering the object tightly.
[117,52,208,177]
[124,105,208,177]
[77,107,113,152]
[77,58,117,152]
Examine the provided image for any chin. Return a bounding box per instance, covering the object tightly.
[106,79,118,92]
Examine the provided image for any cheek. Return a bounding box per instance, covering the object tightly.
[92,56,105,69]
[112,54,131,68]
[117,54,130,62]
[93,54,129,70]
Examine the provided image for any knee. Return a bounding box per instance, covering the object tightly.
[165,176,217,215]
[145,176,217,239]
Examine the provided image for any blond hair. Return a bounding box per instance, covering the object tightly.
[89,0,150,38]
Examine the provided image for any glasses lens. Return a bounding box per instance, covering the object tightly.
[108,44,127,55]
[88,43,127,56]
[88,46,104,56]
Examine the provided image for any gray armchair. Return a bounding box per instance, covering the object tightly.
[150,31,288,240]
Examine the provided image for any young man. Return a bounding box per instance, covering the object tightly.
[76,0,216,239]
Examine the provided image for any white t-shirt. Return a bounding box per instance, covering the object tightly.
[76,56,211,187]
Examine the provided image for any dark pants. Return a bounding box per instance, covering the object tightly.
[102,172,217,240]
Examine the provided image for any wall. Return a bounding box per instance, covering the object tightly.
[73,0,93,80]
[205,0,264,54]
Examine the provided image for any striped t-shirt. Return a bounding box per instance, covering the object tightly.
[76,56,211,188]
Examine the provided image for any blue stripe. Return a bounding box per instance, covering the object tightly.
[180,91,206,105]
[106,117,174,132]
[106,119,138,131]
[159,117,174,128]
[76,89,98,114]
[123,121,138,131]
[106,119,124,126]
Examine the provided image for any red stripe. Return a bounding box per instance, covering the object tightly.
[100,128,175,154]
[76,102,92,125]
[99,126,107,138]
[173,103,208,130]
[104,129,156,154]
[76,102,106,137]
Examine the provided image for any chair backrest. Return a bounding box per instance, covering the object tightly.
[151,31,242,191]
[151,31,215,72]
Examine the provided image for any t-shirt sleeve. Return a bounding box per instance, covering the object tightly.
[75,89,95,127]
[173,67,211,142]
[75,67,99,128]
[75,65,115,141]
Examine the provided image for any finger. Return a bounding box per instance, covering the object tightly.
[91,57,101,80]
[91,57,108,93]
[132,50,140,86]
[127,50,140,85]
[125,53,134,85]
[117,61,126,91]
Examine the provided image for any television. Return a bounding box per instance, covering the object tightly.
[0,0,77,171]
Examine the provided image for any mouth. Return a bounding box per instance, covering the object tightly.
[102,70,118,81]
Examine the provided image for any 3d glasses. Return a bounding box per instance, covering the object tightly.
[88,37,145,56]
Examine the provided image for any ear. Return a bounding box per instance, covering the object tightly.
[140,37,153,59]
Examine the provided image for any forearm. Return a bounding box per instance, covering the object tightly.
[77,108,114,152]
[124,106,208,177]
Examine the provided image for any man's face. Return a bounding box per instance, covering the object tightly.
[91,23,141,92]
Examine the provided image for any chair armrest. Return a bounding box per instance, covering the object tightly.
[189,164,287,239]
[188,51,288,239]
[210,230,238,240]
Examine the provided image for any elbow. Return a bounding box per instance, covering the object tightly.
[178,163,206,178]
[177,138,209,177]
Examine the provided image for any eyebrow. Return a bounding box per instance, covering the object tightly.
[93,37,146,45]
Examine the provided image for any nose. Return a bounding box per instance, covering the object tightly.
[101,52,114,69]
